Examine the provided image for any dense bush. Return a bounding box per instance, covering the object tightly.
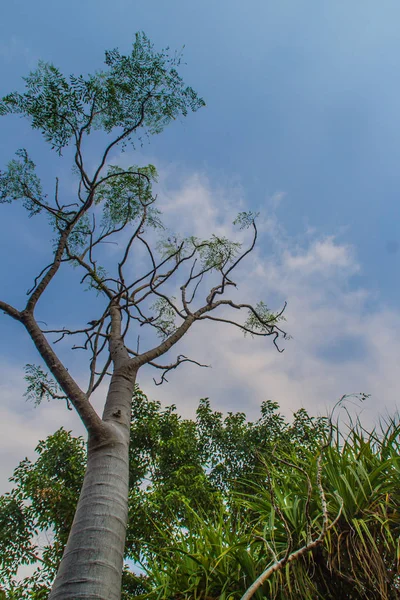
[1,390,399,599]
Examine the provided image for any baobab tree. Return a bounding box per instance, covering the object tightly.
[0,33,286,599]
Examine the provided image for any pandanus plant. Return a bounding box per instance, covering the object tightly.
[142,418,400,600]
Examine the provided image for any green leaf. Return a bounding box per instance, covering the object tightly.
[95,164,160,229]
[1,33,205,153]
[233,211,259,230]
[198,235,241,270]
[0,149,44,216]
[150,297,177,338]
[24,364,63,406]
[243,300,286,336]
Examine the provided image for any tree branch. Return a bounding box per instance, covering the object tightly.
[200,313,283,351]
[66,249,114,299]
[126,347,209,385]
[0,300,21,321]
[88,355,112,397]
[241,440,343,600]
[152,354,209,385]
[91,95,151,186]
[25,231,69,312]
[208,220,258,305]
[39,381,73,410]
[27,258,68,296]
[240,504,343,600]
[108,303,130,369]
[20,311,104,438]
[134,314,196,367]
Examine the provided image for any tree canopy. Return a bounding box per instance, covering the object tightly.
[2,391,399,599]
[0,33,288,598]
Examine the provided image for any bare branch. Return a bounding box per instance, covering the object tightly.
[43,321,108,345]
[128,237,204,306]
[21,183,72,223]
[108,303,130,368]
[180,284,192,316]
[88,355,112,397]
[200,314,283,351]
[54,177,60,209]
[187,271,204,304]
[207,220,257,305]
[91,95,151,187]
[86,318,108,395]
[134,314,196,367]
[127,347,209,385]
[25,230,69,312]
[0,300,22,321]
[66,249,115,299]
[118,208,148,286]
[127,243,185,297]
[20,311,104,437]
[27,259,68,296]
[152,354,209,385]
[38,381,73,410]
[136,234,186,318]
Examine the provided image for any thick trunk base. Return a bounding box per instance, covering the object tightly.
[49,424,129,600]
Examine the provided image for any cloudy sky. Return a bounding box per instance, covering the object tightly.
[1,0,400,493]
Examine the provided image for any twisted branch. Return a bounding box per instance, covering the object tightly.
[241,435,342,600]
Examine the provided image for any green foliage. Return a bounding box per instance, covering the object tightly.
[0,495,35,583]
[4,391,397,599]
[149,297,178,338]
[233,211,259,230]
[0,390,328,598]
[1,61,85,151]
[24,364,64,406]
[95,164,161,230]
[0,428,86,596]
[65,212,92,254]
[0,33,206,310]
[10,428,86,536]
[100,33,205,136]
[0,32,205,153]
[142,419,400,600]
[156,234,184,260]
[157,233,242,273]
[244,301,286,336]
[197,234,241,271]
[0,150,44,216]
[141,503,250,600]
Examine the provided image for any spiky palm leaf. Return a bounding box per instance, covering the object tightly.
[140,421,400,600]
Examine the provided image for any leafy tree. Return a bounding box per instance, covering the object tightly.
[0,34,287,598]
[3,392,399,599]
[143,416,400,600]
[1,391,325,597]
[0,429,85,599]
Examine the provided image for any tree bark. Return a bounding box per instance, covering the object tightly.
[48,368,136,600]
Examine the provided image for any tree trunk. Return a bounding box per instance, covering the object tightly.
[49,370,136,600]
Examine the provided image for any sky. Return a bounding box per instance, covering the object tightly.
[1,0,400,497]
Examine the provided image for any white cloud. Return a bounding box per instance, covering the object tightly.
[0,363,77,493]
[160,171,246,239]
[269,191,286,210]
[138,169,399,426]
[283,236,357,275]
[1,167,399,496]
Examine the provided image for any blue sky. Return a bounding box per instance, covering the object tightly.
[2,1,400,300]
[2,0,400,497]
